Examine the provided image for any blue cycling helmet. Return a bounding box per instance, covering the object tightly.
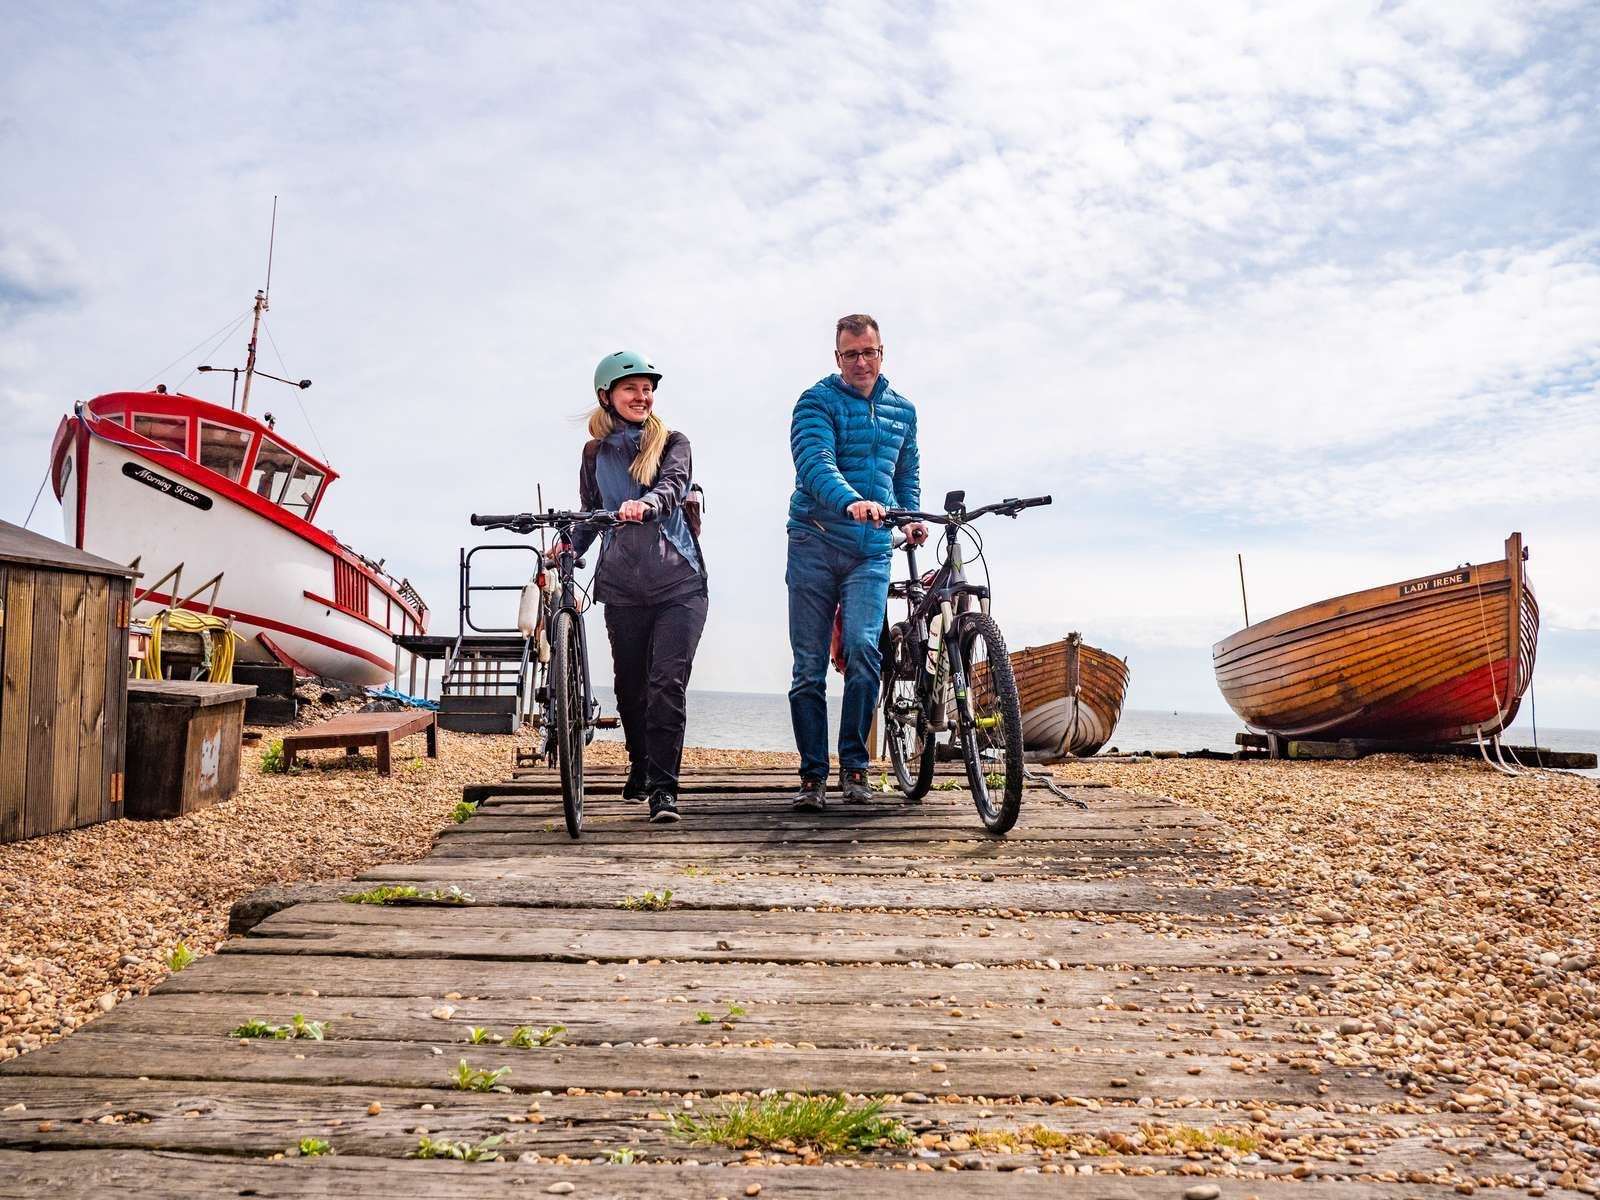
[593,350,661,394]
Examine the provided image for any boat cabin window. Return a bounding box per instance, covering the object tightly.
[280,460,325,518]
[132,413,187,455]
[248,438,296,503]
[198,421,251,482]
[105,412,126,425]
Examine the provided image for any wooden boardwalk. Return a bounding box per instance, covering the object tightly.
[0,767,1551,1196]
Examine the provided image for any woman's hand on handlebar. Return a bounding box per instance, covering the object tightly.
[904,521,930,545]
[616,499,652,523]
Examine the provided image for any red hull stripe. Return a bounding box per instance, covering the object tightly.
[138,589,393,672]
[304,590,392,637]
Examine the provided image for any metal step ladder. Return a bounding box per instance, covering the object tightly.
[436,545,539,735]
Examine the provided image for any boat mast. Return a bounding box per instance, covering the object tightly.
[239,197,277,414]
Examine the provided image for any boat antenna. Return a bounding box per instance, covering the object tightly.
[1236,552,1251,627]
[196,198,310,410]
[264,195,277,303]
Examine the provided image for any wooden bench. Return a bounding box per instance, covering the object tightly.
[280,709,437,776]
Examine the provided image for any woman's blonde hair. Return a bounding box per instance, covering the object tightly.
[589,400,669,486]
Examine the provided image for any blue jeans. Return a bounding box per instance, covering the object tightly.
[786,527,891,780]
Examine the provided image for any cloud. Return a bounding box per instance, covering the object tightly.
[0,1,1596,724]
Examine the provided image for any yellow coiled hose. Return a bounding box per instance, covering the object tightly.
[139,610,242,683]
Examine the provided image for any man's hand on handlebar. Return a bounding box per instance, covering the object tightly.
[846,499,885,524]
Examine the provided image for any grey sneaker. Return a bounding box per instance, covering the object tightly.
[648,790,680,824]
[840,768,873,803]
[791,776,826,813]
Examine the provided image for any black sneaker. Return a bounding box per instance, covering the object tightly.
[791,776,826,812]
[622,766,647,802]
[840,768,873,803]
[648,790,680,824]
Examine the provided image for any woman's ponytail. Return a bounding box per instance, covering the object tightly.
[588,403,669,486]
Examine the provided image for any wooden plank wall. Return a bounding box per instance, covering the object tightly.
[0,565,127,843]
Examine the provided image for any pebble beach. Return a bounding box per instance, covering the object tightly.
[3,706,1600,1188]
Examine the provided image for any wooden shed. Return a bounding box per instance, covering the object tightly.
[1,520,135,843]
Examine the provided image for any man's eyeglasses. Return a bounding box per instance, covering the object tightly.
[837,347,883,364]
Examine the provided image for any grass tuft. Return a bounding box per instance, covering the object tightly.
[408,1134,503,1161]
[295,1136,332,1157]
[451,1059,511,1092]
[618,888,674,911]
[670,1093,910,1154]
[228,1014,326,1041]
[259,740,288,774]
[508,1023,565,1049]
[339,884,474,905]
[451,800,479,824]
[165,942,196,972]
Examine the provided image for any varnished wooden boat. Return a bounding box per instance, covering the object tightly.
[974,634,1129,759]
[1213,533,1537,742]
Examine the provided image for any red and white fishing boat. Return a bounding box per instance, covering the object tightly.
[48,283,427,686]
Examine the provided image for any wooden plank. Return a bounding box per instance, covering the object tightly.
[0,1149,1498,1200]
[459,809,1203,834]
[85,992,1305,1054]
[151,954,1299,1005]
[76,575,110,828]
[0,1079,1510,1183]
[23,570,62,839]
[104,578,127,821]
[50,573,86,833]
[231,914,1297,970]
[0,565,17,844]
[2,1030,1397,1105]
[229,875,1265,931]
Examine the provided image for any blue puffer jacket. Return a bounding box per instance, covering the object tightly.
[787,373,920,557]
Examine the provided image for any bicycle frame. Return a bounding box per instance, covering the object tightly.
[891,520,992,731]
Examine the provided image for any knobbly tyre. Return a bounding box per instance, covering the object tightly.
[469,509,628,839]
[878,491,1053,834]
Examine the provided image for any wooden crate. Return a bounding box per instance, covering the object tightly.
[0,521,136,843]
[124,680,257,819]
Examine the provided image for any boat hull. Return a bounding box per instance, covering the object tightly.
[1212,535,1537,742]
[972,634,1130,759]
[1011,635,1130,758]
[57,404,425,687]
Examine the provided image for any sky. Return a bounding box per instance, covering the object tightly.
[2,0,1597,726]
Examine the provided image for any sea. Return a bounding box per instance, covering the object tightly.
[588,687,1600,779]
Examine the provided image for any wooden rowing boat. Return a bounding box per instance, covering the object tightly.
[1212,533,1537,742]
[998,634,1130,759]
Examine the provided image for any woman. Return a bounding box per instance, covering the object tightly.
[566,350,707,824]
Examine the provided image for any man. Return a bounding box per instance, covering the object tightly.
[786,314,926,811]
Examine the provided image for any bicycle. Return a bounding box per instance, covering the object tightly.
[877,490,1052,834]
[469,508,624,839]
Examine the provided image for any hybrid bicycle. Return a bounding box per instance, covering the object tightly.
[878,490,1052,834]
[469,508,623,839]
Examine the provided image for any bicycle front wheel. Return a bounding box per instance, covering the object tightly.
[954,613,1024,834]
[880,623,934,800]
[550,609,585,839]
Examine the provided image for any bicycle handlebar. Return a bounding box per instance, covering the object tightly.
[469,508,639,535]
[881,494,1052,526]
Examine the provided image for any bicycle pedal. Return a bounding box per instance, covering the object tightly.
[593,716,621,729]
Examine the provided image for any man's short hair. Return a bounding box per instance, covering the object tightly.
[835,313,880,344]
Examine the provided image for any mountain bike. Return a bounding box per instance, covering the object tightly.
[878,490,1052,834]
[469,509,623,839]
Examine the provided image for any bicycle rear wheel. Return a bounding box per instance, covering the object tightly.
[954,613,1024,834]
[550,609,585,839]
[880,623,935,800]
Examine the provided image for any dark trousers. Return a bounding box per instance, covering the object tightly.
[604,591,708,795]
